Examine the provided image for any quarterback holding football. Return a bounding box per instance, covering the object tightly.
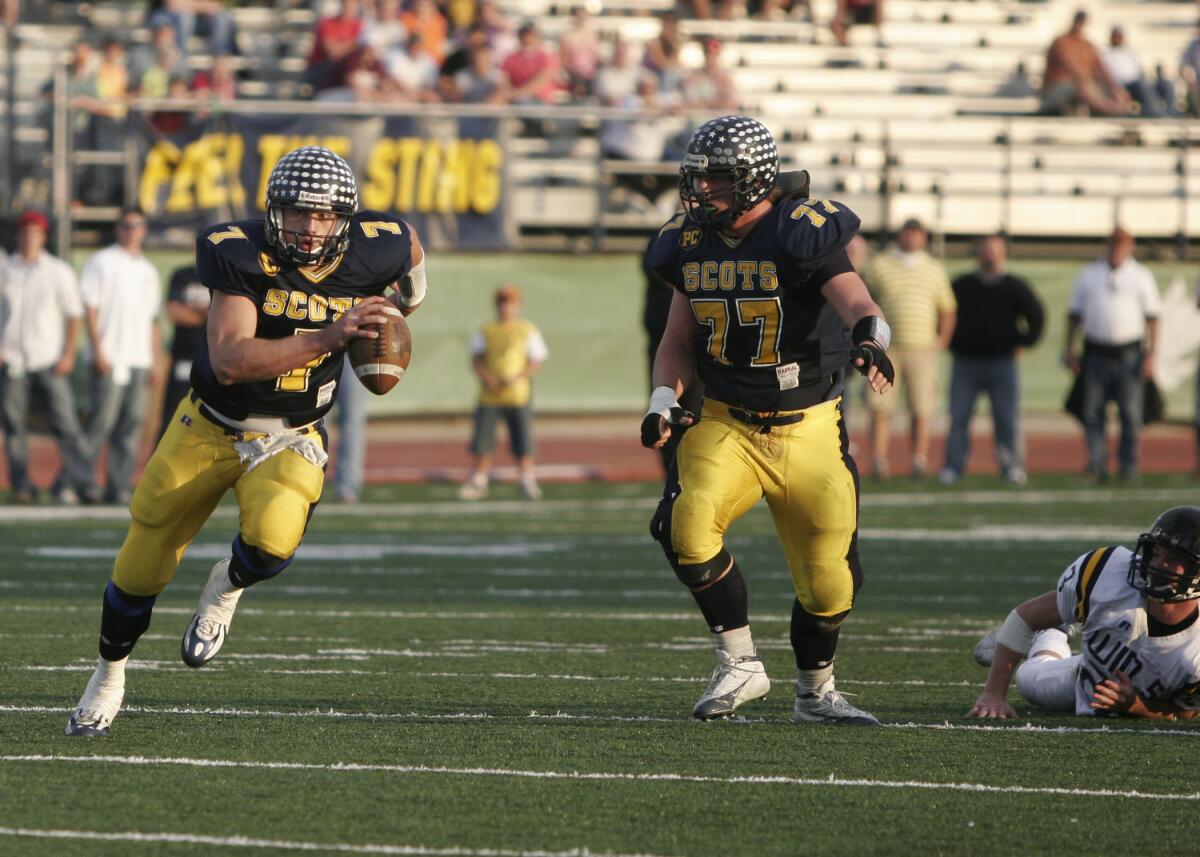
[641,115,894,725]
[970,506,1200,721]
[66,146,427,736]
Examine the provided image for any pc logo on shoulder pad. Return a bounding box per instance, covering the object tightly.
[681,228,702,249]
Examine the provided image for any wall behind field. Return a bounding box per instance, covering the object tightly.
[86,250,1198,420]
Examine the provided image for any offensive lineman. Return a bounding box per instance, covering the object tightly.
[641,115,895,724]
[969,506,1200,721]
[66,146,428,736]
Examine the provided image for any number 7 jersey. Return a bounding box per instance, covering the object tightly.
[644,198,860,412]
[191,210,415,425]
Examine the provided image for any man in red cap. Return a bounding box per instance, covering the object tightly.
[0,210,93,504]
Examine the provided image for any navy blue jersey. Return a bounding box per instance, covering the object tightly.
[645,198,859,412]
[191,211,414,424]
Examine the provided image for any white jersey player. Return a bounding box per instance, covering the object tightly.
[968,506,1200,722]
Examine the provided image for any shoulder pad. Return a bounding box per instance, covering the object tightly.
[196,220,270,294]
[348,210,414,282]
[776,198,860,268]
[645,212,695,282]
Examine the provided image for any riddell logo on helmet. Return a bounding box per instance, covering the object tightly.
[684,153,709,169]
[297,191,332,205]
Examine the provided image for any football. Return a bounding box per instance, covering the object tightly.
[347,313,412,395]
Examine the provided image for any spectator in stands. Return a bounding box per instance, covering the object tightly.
[0,211,92,506]
[477,1,517,62]
[642,12,685,96]
[938,235,1045,487]
[1041,10,1132,117]
[994,61,1037,99]
[363,0,408,58]
[1181,27,1200,117]
[459,284,548,502]
[1102,26,1164,117]
[147,75,199,136]
[862,218,956,480]
[138,23,188,98]
[1063,227,1161,483]
[595,37,638,107]
[683,38,738,111]
[439,22,488,98]
[448,43,509,104]
[147,0,238,57]
[502,22,564,105]
[683,0,739,19]
[159,263,209,440]
[831,0,884,48]
[386,32,440,101]
[79,207,164,505]
[332,357,367,504]
[191,53,239,103]
[751,0,811,21]
[400,0,448,65]
[559,7,602,100]
[96,38,130,107]
[306,0,364,93]
[600,71,680,163]
[1153,64,1179,117]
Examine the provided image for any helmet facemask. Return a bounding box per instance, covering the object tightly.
[678,115,779,230]
[1129,509,1200,602]
[266,204,351,266]
[264,145,358,266]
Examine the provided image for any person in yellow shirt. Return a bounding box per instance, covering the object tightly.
[459,284,549,500]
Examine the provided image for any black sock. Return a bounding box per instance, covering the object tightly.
[98,581,157,661]
[791,598,842,671]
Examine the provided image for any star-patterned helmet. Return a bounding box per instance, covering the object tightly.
[1129,506,1200,602]
[264,145,358,265]
[678,115,779,229]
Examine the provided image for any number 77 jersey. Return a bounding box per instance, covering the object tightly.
[191,210,415,425]
[645,197,860,412]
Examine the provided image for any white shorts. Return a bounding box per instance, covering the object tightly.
[1014,629,1078,713]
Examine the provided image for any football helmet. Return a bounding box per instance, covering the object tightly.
[265,145,358,265]
[678,115,779,229]
[1128,506,1200,602]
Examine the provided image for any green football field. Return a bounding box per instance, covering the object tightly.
[3,476,1200,856]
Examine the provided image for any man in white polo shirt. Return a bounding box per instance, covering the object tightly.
[0,210,93,505]
[1063,227,1161,481]
[79,206,164,504]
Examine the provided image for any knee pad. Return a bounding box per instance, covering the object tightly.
[228,535,292,588]
[792,603,850,636]
[99,580,157,660]
[674,548,732,590]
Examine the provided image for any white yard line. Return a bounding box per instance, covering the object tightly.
[1,753,1197,801]
[0,828,670,857]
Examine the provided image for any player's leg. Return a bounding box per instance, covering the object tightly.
[460,405,497,500]
[905,347,939,480]
[508,404,541,500]
[182,425,327,667]
[67,401,239,735]
[36,368,93,503]
[767,399,878,725]
[0,371,34,500]
[865,350,902,479]
[103,368,151,503]
[651,409,767,719]
[940,356,977,484]
[1014,630,1078,712]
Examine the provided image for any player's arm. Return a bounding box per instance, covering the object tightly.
[389,223,426,317]
[1090,672,1199,720]
[967,591,1063,719]
[821,271,894,394]
[641,289,698,449]
[206,291,398,385]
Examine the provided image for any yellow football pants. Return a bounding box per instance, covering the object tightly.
[671,398,859,616]
[111,395,326,597]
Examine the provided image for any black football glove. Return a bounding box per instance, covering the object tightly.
[850,342,895,385]
[640,406,696,448]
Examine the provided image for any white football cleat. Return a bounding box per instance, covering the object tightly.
[793,678,880,726]
[972,628,999,667]
[181,559,243,668]
[65,665,125,737]
[692,652,770,720]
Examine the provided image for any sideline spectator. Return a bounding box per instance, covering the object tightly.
[79,207,164,505]
[1102,26,1163,117]
[1041,10,1132,117]
[1063,227,1160,483]
[1182,26,1200,117]
[862,218,956,480]
[559,7,602,99]
[831,0,884,47]
[0,211,92,505]
[939,235,1045,487]
[332,356,367,504]
[159,263,209,440]
[459,284,548,501]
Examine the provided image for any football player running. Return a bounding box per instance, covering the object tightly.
[66,146,428,736]
[642,115,894,725]
[969,506,1200,721]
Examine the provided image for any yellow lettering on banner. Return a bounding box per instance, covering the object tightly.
[362,140,396,212]
[262,288,288,316]
[442,139,470,213]
[470,140,501,214]
[153,134,247,213]
[395,138,424,210]
[139,141,182,214]
[415,140,441,212]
